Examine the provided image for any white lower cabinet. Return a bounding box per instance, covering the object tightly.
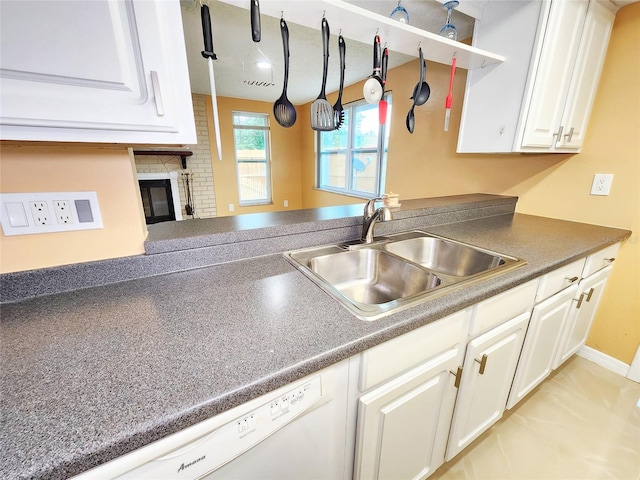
[507,284,578,409]
[445,311,530,461]
[355,347,462,480]
[554,265,613,368]
[352,243,621,476]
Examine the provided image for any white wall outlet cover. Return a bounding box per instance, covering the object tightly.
[0,192,103,236]
[590,174,613,196]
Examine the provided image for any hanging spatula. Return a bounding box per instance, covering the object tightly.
[311,17,334,131]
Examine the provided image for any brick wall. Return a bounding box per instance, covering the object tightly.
[134,94,217,219]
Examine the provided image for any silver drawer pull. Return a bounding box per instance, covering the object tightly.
[565,276,579,283]
[553,125,564,147]
[604,257,615,263]
[564,127,575,142]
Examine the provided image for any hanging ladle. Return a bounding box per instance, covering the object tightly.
[411,47,430,105]
[273,17,296,127]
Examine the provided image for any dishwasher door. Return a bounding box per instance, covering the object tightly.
[76,360,352,480]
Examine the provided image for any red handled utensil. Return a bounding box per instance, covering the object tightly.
[379,47,389,125]
[444,55,457,131]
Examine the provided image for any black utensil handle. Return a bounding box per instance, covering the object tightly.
[281,19,290,88]
[336,35,346,102]
[200,4,217,59]
[382,47,389,84]
[251,0,261,42]
[418,46,424,84]
[373,35,381,75]
[320,17,330,96]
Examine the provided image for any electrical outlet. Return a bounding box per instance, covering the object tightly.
[53,200,74,224]
[29,201,53,225]
[590,174,613,196]
[0,192,102,236]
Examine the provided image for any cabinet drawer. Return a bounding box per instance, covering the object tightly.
[582,243,619,278]
[359,309,470,392]
[470,280,538,337]
[535,258,585,303]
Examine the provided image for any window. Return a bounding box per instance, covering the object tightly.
[317,96,390,198]
[232,112,272,206]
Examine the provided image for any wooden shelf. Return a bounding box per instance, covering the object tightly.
[217,0,504,70]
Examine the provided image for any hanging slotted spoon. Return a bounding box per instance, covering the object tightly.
[310,17,335,131]
[274,18,296,128]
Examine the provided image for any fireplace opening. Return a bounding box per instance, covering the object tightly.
[139,179,176,224]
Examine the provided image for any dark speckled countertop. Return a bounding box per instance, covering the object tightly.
[0,199,631,480]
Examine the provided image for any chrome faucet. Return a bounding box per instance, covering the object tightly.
[361,198,393,244]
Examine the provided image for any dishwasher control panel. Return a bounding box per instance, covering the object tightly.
[117,376,322,480]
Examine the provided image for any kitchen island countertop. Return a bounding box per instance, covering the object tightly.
[0,211,631,480]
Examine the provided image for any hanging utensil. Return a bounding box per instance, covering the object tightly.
[200,3,223,161]
[444,55,457,131]
[310,17,334,131]
[273,17,296,128]
[411,48,430,106]
[242,0,274,87]
[379,47,389,125]
[333,34,346,129]
[406,46,426,134]
[363,34,383,104]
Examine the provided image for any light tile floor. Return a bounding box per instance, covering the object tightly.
[431,356,640,480]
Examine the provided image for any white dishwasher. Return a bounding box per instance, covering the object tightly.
[73,359,354,480]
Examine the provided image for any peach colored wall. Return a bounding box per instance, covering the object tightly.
[0,144,146,273]
[207,96,304,216]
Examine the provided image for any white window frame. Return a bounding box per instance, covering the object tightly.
[232,111,272,206]
[316,96,390,198]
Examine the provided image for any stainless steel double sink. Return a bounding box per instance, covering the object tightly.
[283,231,526,320]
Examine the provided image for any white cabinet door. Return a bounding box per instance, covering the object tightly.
[446,311,530,461]
[554,265,612,368]
[355,348,461,480]
[507,284,578,409]
[557,1,615,149]
[521,0,588,149]
[0,0,195,144]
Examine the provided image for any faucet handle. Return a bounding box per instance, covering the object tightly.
[364,197,384,216]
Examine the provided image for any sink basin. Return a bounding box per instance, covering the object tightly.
[384,236,507,277]
[283,231,526,320]
[309,249,441,305]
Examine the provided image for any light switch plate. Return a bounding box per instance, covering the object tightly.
[0,192,103,236]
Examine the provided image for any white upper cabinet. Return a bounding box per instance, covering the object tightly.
[457,0,616,154]
[0,0,196,144]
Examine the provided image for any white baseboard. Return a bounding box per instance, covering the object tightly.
[576,346,632,379]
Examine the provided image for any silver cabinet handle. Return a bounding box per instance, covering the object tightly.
[585,287,595,302]
[604,257,615,264]
[564,127,575,143]
[575,293,586,309]
[553,125,564,147]
[565,276,579,284]
[150,71,165,117]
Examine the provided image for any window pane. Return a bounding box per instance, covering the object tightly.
[234,128,266,154]
[233,111,271,205]
[319,152,346,189]
[352,152,378,194]
[233,113,267,127]
[320,110,349,150]
[238,161,268,202]
[149,187,170,216]
[353,104,379,149]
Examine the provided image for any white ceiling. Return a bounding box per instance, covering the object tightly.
[180,0,474,104]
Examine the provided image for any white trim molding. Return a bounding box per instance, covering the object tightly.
[137,172,183,221]
[627,344,640,383]
[576,346,633,380]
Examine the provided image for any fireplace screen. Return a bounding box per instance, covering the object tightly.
[139,179,176,224]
